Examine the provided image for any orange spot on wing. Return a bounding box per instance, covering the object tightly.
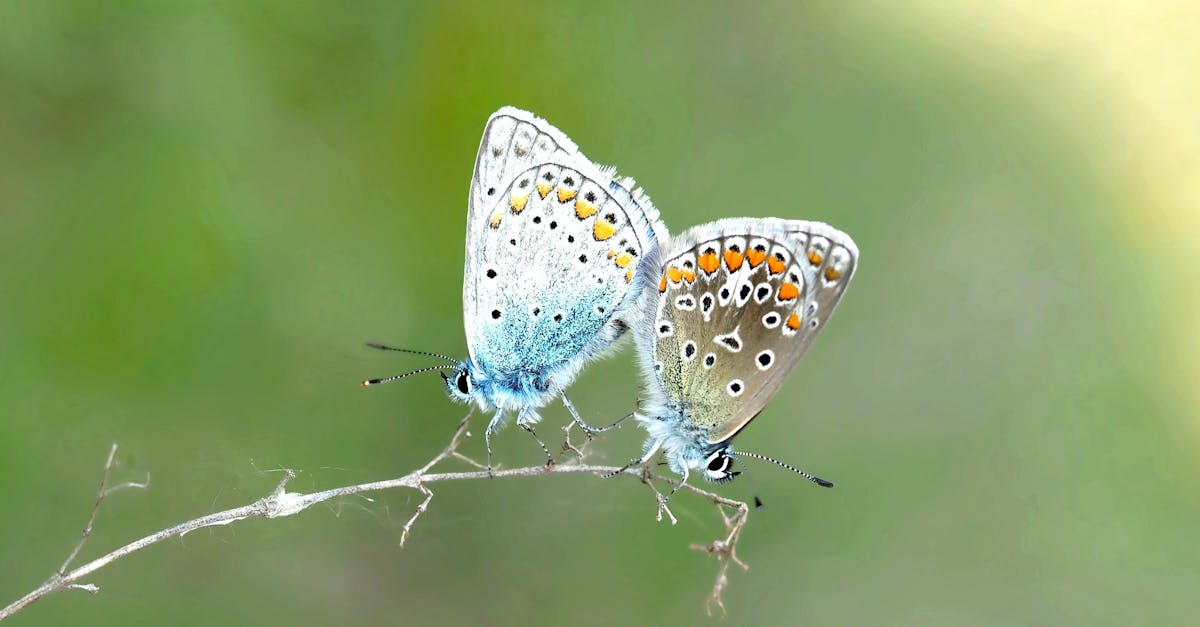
[747,248,767,268]
[537,183,552,199]
[557,187,577,203]
[786,312,801,330]
[575,199,597,219]
[723,249,745,271]
[510,194,529,213]
[681,270,696,283]
[807,251,823,266]
[778,282,800,301]
[489,212,502,228]
[625,268,635,282]
[659,276,668,292]
[667,266,683,283]
[698,252,720,274]
[593,219,616,241]
[615,252,634,268]
[767,256,786,275]
[824,267,842,281]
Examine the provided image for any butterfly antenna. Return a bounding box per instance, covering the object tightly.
[365,342,458,365]
[361,365,456,387]
[734,451,834,488]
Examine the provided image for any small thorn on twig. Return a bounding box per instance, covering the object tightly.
[451,451,489,470]
[103,473,151,498]
[272,469,297,498]
[68,583,99,594]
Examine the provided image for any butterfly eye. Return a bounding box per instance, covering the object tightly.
[705,451,733,477]
[455,370,471,395]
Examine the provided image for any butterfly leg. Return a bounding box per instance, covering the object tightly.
[516,409,554,468]
[662,466,690,505]
[552,382,597,435]
[484,410,505,474]
[554,381,633,434]
[601,433,661,479]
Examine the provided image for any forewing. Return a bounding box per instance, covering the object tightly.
[463,108,576,365]
[463,108,665,381]
[649,218,858,443]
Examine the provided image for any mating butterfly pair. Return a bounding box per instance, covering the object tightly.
[365,108,858,491]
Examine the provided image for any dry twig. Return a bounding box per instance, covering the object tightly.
[690,498,752,616]
[0,414,752,622]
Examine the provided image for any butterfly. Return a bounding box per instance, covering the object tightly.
[365,107,667,463]
[616,218,857,494]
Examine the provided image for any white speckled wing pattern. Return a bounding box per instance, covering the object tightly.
[639,218,857,444]
[462,107,667,396]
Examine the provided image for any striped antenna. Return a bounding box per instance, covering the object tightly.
[365,342,458,365]
[361,365,456,387]
[733,451,833,488]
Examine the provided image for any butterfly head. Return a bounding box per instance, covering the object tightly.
[700,445,739,483]
[441,360,512,412]
[442,364,476,403]
[673,439,833,487]
[362,344,491,406]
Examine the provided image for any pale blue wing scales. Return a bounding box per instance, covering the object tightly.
[463,109,580,366]
[473,166,654,380]
[463,107,667,392]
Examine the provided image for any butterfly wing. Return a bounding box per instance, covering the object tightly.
[642,218,857,443]
[463,108,667,389]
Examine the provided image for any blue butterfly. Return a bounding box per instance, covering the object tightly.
[366,107,666,463]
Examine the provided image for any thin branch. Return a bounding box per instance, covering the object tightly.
[639,464,678,525]
[690,498,751,617]
[0,414,752,622]
[55,444,150,578]
[557,421,589,464]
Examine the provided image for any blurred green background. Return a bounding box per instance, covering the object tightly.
[2,1,1198,625]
